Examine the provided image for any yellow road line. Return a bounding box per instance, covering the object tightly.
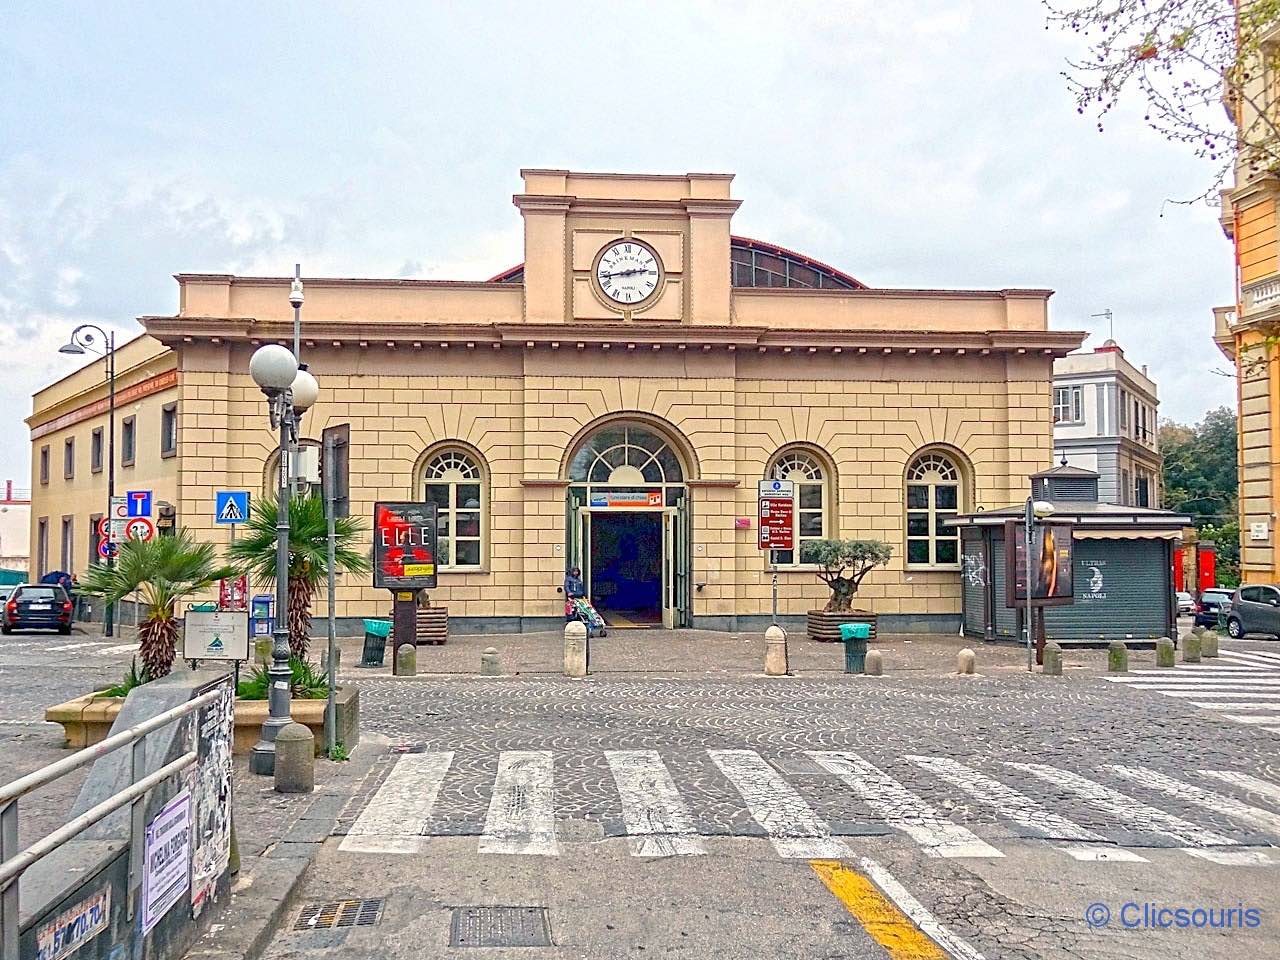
[811,860,949,959]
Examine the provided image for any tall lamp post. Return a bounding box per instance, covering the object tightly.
[58,325,117,637]
[247,338,319,776]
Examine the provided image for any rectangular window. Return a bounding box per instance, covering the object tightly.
[63,437,75,480]
[161,403,177,458]
[1052,386,1083,424]
[1133,399,1139,438]
[1119,389,1128,430]
[91,428,104,474]
[60,516,74,572]
[39,446,49,485]
[121,416,136,467]
[1120,468,1131,506]
[1136,474,1151,508]
[36,518,48,577]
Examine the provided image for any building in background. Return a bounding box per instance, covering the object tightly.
[0,482,31,575]
[1052,341,1161,507]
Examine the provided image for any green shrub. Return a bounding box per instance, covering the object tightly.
[237,656,331,700]
[98,658,151,698]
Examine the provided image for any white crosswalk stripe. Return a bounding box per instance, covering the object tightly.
[1103,650,1280,731]
[480,751,557,856]
[1107,764,1280,841]
[340,751,453,854]
[1201,770,1280,805]
[710,749,849,859]
[905,755,1146,862]
[606,750,705,857]
[808,751,1002,859]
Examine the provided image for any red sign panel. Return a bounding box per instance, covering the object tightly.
[758,496,794,551]
[373,502,439,590]
[219,575,248,612]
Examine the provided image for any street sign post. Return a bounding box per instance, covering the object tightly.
[215,491,250,525]
[109,496,128,543]
[757,479,796,625]
[125,517,156,542]
[126,491,152,517]
[97,541,117,560]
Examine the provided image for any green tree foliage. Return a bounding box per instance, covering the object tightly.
[1161,405,1240,583]
[78,531,234,680]
[227,494,370,658]
[800,539,893,613]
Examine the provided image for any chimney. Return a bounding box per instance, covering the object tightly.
[1142,364,1148,377]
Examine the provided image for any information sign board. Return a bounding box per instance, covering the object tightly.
[183,610,250,661]
[757,479,796,552]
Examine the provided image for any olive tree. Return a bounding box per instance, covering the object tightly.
[802,539,893,613]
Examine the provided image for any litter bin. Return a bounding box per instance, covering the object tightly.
[190,602,218,613]
[839,622,871,674]
[361,618,392,667]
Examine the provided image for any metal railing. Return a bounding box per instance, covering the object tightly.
[0,687,222,960]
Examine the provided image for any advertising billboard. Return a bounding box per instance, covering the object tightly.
[373,502,439,590]
[1004,519,1075,608]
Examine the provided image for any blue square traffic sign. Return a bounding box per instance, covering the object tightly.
[126,490,152,517]
[215,491,250,525]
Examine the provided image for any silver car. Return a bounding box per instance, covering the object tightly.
[1226,585,1280,639]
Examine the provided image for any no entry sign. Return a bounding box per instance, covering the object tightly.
[757,479,795,551]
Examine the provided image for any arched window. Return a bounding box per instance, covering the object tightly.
[906,451,962,568]
[567,424,684,485]
[422,448,485,569]
[766,449,830,566]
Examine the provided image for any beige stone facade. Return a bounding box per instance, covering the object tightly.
[30,169,1082,631]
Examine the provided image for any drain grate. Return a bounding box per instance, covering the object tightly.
[294,898,384,931]
[449,906,552,948]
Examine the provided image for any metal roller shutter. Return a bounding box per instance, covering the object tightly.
[961,530,986,636]
[1044,538,1168,641]
[991,538,1018,638]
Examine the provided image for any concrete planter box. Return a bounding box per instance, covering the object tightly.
[806,610,878,642]
[45,684,360,756]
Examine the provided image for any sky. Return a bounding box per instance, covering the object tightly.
[0,0,1236,480]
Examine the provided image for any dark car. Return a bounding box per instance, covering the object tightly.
[2,584,73,635]
[1225,585,1280,639]
[1195,587,1235,629]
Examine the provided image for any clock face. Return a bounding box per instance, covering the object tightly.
[596,241,660,305]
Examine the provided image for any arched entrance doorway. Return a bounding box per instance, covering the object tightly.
[564,421,691,628]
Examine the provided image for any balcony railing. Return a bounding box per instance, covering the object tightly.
[1243,277,1280,315]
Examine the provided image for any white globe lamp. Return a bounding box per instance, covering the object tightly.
[249,344,298,393]
[291,366,319,412]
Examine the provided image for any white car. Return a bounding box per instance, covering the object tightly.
[1176,591,1195,616]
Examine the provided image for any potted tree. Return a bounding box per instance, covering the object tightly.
[802,538,893,642]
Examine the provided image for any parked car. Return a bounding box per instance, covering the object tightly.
[1226,585,1280,639]
[2,584,73,635]
[1195,588,1234,629]
[1176,591,1195,616]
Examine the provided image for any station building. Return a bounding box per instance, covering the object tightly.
[27,169,1083,633]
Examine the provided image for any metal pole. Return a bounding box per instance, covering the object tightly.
[292,264,302,362]
[1024,496,1034,673]
[324,433,337,755]
[248,403,294,776]
[105,332,115,638]
[771,565,778,626]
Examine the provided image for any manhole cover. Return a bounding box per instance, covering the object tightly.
[294,898,384,931]
[449,906,552,948]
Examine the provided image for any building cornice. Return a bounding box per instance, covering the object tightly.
[27,369,178,438]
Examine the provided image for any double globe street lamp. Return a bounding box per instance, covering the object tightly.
[246,329,320,775]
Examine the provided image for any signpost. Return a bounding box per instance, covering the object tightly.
[215,491,250,526]
[758,480,795,625]
[126,490,152,517]
[108,495,128,543]
[373,502,439,675]
[183,610,250,662]
[124,517,156,543]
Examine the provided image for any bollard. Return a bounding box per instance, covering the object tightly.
[1182,631,1202,664]
[1155,637,1175,668]
[763,625,789,676]
[1107,639,1128,673]
[564,621,588,678]
[395,643,417,677]
[255,637,272,667]
[1202,631,1219,659]
[274,722,315,794]
[957,648,975,675]
[1192,625,1206,638]
[481,646,501,676]
[1041,641,1063,676]
[865,649,883,677]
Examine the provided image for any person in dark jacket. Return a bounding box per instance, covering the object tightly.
[564,567,585,599]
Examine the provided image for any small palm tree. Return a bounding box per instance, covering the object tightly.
[79,532,235,681]
[227,494,370,659]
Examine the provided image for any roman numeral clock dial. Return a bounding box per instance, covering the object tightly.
[596,240,660,306]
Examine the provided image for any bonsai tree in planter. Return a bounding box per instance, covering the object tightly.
[79,531,235,681]
[802,538,893,641]
[228,493,369,659]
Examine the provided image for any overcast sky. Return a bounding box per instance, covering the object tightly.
[0,0,1235,480]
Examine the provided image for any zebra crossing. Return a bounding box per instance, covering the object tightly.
[1102,646,1280,731]
[339,747,1280,866]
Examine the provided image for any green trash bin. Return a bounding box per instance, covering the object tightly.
[190,602,218,613]
[839,622,871,674]
[361,618,392,667]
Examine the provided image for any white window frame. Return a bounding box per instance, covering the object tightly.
[905,452,963,570]
[1053,385,1083,424]
[422,449,486,571]
[765,450,830,567]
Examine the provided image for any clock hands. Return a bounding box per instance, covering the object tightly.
[598,267,650,279]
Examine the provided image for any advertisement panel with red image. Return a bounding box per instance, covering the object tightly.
[373,502,439,590]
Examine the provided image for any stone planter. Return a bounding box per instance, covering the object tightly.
[807,609,878,643]
[45,684,360,756]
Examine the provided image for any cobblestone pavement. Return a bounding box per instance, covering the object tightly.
[258,631,1280,959]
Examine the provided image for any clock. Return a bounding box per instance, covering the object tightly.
[595,240,660,306]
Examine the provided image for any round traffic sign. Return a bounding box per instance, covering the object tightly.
[125,517,156,542]
[96,517,110,539]
[98,540,117,560]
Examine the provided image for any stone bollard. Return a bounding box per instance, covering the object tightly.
[1042,641,1063,676]
[763,625,789,676]
[1182,631,1202,664]
[255,638,272,667]
[1155,637,1175,668]
[1107,639,1128,673]
[564,621,588,678]
[480,646,501,676]
[274,722,315,794]
[395,643,417,677]
[1192,625,1206,638]
[957,648,975,675]
[1202,631,1219,659]
[865,649,884,677]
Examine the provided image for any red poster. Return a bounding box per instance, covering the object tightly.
[373,502,439,590]
[219,575,248,612]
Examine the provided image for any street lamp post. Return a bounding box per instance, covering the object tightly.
[58,325,117,637]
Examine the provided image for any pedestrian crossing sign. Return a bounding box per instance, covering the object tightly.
[215,491,250,525]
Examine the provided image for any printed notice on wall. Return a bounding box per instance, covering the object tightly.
[35,888,110,960]
[189,678,234,916]
[143,790,191,934]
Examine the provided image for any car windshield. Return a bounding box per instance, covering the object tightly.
[1203,591,1231,602]
[17,587,59,600]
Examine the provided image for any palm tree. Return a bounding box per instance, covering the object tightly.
[79,532,235,681]
[227,494,370,659]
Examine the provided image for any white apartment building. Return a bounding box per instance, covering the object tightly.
[0,481,31,573]
[1052,341,1161,507]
